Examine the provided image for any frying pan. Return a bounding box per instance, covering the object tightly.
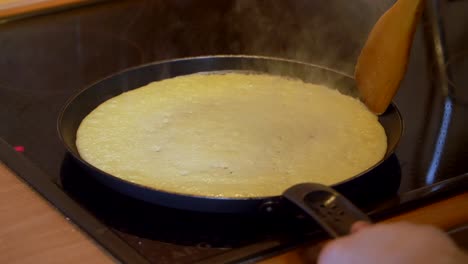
[58,55,403,229]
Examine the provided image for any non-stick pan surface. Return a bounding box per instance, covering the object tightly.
[58,55,403,213]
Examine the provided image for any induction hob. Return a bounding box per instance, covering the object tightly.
[0,1,467,263]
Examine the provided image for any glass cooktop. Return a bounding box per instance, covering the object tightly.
[0,1,467,263]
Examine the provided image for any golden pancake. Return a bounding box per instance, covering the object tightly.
[76,73,387,198]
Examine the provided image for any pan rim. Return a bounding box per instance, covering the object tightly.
[57,54,403,202]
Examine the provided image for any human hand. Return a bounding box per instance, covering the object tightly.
[317,221,468,264]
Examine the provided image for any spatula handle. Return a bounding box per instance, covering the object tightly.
[283,183,372,238]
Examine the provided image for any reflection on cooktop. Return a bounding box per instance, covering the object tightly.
[59,153,400,250]
[59,155,316,248]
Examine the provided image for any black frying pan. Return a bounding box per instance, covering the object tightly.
[58,55,403,231]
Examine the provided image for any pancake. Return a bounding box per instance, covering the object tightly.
[76,73,387,198]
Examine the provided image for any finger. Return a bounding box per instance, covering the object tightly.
[350,221,372,233]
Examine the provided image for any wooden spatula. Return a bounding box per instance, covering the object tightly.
[355,0,426,115]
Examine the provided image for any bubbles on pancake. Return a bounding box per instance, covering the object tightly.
[76,72,387,198]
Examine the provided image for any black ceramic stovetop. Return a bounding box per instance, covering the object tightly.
[0,1,467,263]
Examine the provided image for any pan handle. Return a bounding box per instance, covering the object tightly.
[283,183,372,238]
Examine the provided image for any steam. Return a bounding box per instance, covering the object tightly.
[138,0,395,77]
[222,0,395,75]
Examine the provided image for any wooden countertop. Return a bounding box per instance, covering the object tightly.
[0,0,101,20]
[0,162,113,264]
[0,162,467,264]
